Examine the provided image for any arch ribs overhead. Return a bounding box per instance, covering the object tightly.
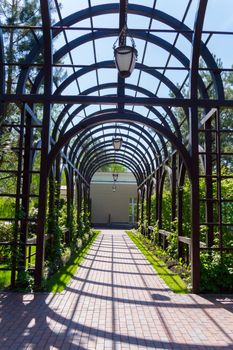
[0,0,232,295]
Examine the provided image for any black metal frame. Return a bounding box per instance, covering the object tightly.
[0,0,232,293]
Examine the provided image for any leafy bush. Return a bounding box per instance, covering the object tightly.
[200,252,233,292]
[61,247,71,265]
[16,270,34,292]
[0,223,13,261]
[151,220,159,245]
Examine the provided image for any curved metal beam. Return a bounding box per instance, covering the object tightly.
[73,131,155,171]
[16,3,223,99]
[67,120,164,165]
[87,155,142,183]
[47,112,192,179]
[79,143,150,177]
[70,124,159,165]
[83,152,143,180]
[89,159,140,184]
[52,61,184,138]
[53,82,179,142]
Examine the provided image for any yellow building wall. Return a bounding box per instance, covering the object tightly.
[90,183,137,224]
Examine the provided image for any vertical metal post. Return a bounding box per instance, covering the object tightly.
[189,105,200,293]
[34,0,52,288]
[189,0,208,293]
[20,109,33,268]
[155,169,160,223]
[147,180,151,228]
[171,153,177,222]
[141,188,144,234]
[177,159,185,260]
[204,119,214,247]
[11,104,25,287]
[215,108,223,255]
[136,189,140,228]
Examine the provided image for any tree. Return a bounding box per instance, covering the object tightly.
[0,0,41,97]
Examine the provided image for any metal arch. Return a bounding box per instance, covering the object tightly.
[31,30,207,100]
[67,120,164,165]
[52,89,172,143]
[54,81,178,139]
[0,23,5,117]
[69,131,158,182]
[16,3,222,99]
[74,133,155,170]
[67,124,162,174]
[88,159,140,184]
[47,112,192,179]
[53,79,181,140]
[79,145,148,177]
[73,130,156,172]
[17,4,224,101]
[87,156,142,182]
[84,154,143,181]
[82,154,145,185]
[78,142,149,176]
[58,104,168,162]
[86,154,142,183]
[69,123,161,167]
[53,60,183,102]
[78,142,151,178]
[128,3,224,99]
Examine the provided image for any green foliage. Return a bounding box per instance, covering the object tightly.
[45,230,100,292]
[161,178,172,231]
[151,220,159,245]
[127,231,188,293]
[180,178,191,237]
[98,164,127,172]
[0,266,11,289]
[46,178,63,275]
[0,222,13,261]
[78,199,91,237]
[166,218,178,259]
[200,252,233,292]
[150,193,156,225]
[28,206,38,237]
[16,270,34,292]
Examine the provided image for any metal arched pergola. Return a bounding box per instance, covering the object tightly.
[0,0,232,293]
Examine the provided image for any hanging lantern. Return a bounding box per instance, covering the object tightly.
[112,137,123,151]
[114,45,138,78]
[113,25,138,78]
[112,173,118,182]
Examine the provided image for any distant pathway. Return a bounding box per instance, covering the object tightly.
[0,229,233,349]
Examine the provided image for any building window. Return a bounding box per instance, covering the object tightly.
[129,197,137,225]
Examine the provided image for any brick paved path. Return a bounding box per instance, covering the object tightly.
[0,229,233,350]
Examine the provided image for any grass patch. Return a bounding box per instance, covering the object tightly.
[45,231,100,293]
[0,264,11,289]
[127,231,188,294]
[26,245,36,268]
[0,245,36,289]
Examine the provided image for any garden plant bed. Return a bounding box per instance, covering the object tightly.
[45,230,100,293]
[126,230,190,293]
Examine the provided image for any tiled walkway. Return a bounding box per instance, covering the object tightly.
[0,230,233,350]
